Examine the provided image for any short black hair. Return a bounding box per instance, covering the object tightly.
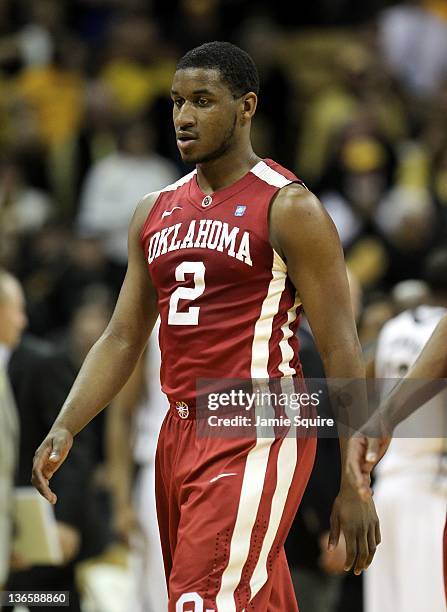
[176,41,260,97]
[422,247,447,294]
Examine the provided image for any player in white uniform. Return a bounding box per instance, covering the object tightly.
[366,303,447,612]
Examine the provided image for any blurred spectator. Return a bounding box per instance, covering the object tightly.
[296,40,407,183]
[0,269,27,592]
[318,122,397,250]
[5,290,113,611]
[99,14,174,115]
[13,34,86,148]
[0,155,54,236]
[374,185,439,287]
[76,115,179,290]
[378,0,447,98]
[391,279,430,313]
[430,142,447,224]
[237,17,296,167]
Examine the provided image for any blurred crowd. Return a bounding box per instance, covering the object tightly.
[1,0,447,611]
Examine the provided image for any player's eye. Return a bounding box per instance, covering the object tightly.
[173,98,184,108]
[197,98,209,107]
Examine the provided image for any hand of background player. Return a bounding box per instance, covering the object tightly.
[319,531,346,575]
[328,483,381,575]
[31,428,73,504]
[346,433,391,501]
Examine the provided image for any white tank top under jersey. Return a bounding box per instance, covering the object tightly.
[375,305,447,480]
[132,319,169,465]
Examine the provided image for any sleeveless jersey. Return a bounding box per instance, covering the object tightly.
[375,305,447,477]
[140,158,304,403]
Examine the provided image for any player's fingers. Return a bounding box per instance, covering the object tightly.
[31,445,57,504]
[328,512,340,551]
[365,525,378,570]
[354,532,369,575]
[42,432,72,479]
[343,529,357,571]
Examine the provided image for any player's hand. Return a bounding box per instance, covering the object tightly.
[346,434,391,501]
[329,483,381,575]
[31,428,73,504]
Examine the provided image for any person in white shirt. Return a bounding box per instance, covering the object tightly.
[77,117,179,275]
[359,248,447,612]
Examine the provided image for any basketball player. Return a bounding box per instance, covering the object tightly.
[32,42,379,611]
[346,251,447,611]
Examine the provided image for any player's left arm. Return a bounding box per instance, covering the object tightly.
[270,183,380,575]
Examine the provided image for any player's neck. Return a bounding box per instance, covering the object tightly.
[195,146,261,194]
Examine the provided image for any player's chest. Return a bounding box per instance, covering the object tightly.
[144,209,272,290]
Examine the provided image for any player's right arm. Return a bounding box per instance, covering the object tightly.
[348,313,447,499]
[32,193,159,504]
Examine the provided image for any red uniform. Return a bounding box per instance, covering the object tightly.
[141,159,317,611]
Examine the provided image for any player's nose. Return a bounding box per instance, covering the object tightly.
[175,102,196,129]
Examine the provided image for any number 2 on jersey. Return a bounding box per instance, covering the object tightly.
[168,261,206,325]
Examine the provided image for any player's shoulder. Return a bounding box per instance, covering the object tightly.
[132,169,197,232]
[270,178,325,226]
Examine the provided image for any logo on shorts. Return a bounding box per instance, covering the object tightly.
[176,401,189,419]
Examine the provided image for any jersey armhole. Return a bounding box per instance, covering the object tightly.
[139,191,163,245]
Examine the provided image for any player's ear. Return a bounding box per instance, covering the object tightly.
[240,92,257,123]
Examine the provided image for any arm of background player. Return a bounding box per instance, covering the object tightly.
[32,193,159,504]
[270,183,380,575]
[106,351,146,543]
[348,313,447,499]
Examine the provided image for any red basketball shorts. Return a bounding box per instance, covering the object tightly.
[155,402,317,611]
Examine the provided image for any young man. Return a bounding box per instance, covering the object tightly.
[32,42,379,611]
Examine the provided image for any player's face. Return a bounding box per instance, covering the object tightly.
[172,68,241,164]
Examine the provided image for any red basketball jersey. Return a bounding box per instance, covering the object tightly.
[140,158,304,403]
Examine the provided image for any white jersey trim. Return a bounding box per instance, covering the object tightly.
[250,160,291,188]
[215,435,274,611]
[248,435,297,602]
[250,251,287,378]
[278,291,302,377]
